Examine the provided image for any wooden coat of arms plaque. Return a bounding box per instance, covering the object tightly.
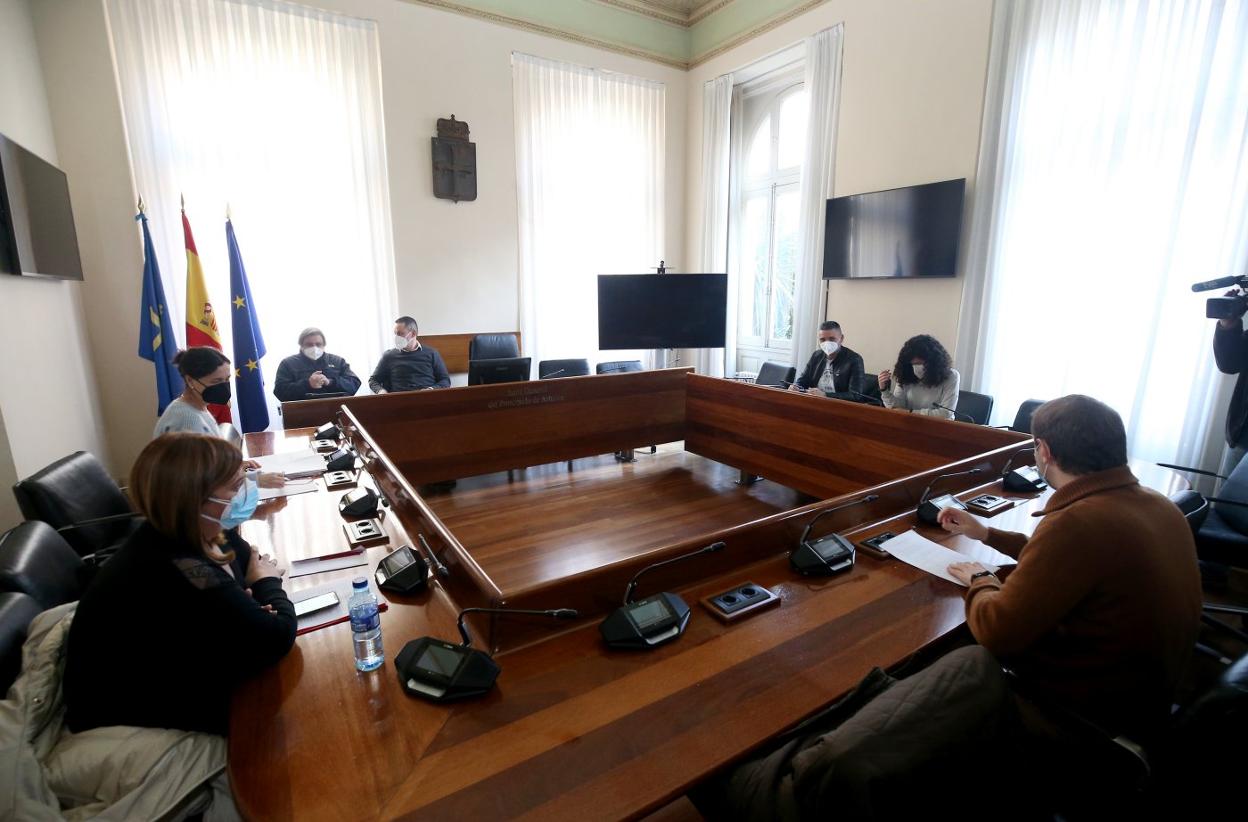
[431,115,477,203]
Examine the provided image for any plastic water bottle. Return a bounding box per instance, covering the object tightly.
[348,576,384,672]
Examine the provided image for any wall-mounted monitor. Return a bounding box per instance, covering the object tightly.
[822,178,965,280]
[598,273,727,350]
[0,132,83,280]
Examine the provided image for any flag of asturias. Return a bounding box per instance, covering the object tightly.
[136,210,184,414]
[183,205,231,424]
[226,218,269,433]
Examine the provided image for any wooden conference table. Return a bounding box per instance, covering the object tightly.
[229,372,1182,820]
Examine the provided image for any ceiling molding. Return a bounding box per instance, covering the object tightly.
[690,0,829,68]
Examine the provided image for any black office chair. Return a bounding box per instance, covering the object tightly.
[0,521,86,609]
[855,373,883,403]
[539,359,590,379]
[13,451,141,559]
[955,390,995,425]
[468,333,520,361]
[0,591,43,694]
[1011,399,1045,434]
[597,360,644,374]
[755,361,796,387]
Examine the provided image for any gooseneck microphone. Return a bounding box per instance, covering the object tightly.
[417,533,449,577]
[792,494,880,576]
[916,467,984,525]
[847,388,884,406]
[932,402,976,423]
[1191,275,1245,292]
[1002,447,1048,493]
[623,541,725,605]
[919,467,984,505]
[456,606,579,647]
[541,368,566,379]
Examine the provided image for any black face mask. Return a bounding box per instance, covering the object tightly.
[200,381,232,405]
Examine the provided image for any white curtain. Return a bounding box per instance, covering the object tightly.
[957,0,1248,470]
[695,74,733,377]
[792,26,844,368]
[106,0,397,427]
[513,53,664,369]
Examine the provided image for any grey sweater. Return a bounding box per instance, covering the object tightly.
[153,398,219,437]
[880,368,961,418]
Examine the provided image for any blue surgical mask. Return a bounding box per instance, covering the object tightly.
[202,477,259,530]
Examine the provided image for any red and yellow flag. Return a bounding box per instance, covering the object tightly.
[183,206,231,424]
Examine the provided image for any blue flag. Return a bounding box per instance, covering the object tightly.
[226,219,269,433]
[136,211,184,415]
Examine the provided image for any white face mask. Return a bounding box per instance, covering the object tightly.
[912,364,926,380]
[819,340,840,356]
[302,345,324,360]
[394,334,410,351]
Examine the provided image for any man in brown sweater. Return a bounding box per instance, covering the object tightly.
[938,394,1202,741]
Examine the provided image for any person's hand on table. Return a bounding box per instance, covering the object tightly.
[947,561,993,586]
[257,471,286,489]
[787,383,804,393]
[937,507,989,542]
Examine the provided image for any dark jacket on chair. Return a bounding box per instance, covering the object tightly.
[63,524,296,736]
[1213,319,1248,447]
[794,346,865,399]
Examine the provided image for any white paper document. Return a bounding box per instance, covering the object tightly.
[883,530,1005,587]
[257,478,320,501]
[251,449,326,478]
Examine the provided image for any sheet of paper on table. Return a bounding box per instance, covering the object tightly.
[252,449,326,478]
[883,530,1016,586]
[258,478,320,501]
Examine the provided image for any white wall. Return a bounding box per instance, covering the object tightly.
[30,0,687,477]
[0,0,110,528]
[685,0,994,375]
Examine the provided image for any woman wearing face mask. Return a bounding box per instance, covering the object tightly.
[64,433,296,739]
[877,334,960,418]
[155,346,284,488]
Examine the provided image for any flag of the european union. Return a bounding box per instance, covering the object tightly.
[136,211,183,415]
[226,219,270,433]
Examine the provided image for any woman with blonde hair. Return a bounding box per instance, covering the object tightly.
[63,433,296,736]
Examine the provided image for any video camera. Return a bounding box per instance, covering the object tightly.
[1193,275,1248,320]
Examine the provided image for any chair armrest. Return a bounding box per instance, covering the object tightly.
[55,512,144,533]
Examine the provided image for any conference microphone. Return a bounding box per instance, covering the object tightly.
[1191,275,1245,292]
[1001,447,1048,493]
[417,533,449,577]
[916,466,984,525]
[932,402,976,423]
[541,368,566,379]
[847,388,884,406]
[602,541,725,650]
[792,494,880,576]
[395,605,578,702]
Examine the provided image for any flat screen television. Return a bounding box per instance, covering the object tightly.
[822,178,965,280]
[598,273,727,350]
[0,132,83,280]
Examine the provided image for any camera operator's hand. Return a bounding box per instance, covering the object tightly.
[1220,289,1247,329]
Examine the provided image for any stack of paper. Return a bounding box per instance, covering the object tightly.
[881,530,1012,586]
[252,449,326,478]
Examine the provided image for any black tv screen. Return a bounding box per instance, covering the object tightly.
[598,273,727,349]
[822,178,965,279]
[0,133,83,280]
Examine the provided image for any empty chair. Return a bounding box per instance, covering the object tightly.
[0,592,43,694]
[597,360,644,374]
[12,451,141,558]
[854,373,883,403]
[955,390,995,425]
[539,359,590,379]
[0,521,86,609]
[755,361,796,387]
[1011,399,1045,434]
[468,333,520,361]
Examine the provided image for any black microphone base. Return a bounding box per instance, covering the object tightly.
[601,592,690,650]
[917,494,967,526]
[1003,468,1047,493]
[395,637,500,702]
[791,534,855,576]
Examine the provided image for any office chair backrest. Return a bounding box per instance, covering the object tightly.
[597,360,644,374]
[0,521,86,610]
[12,451,134,557]
[857,373,882,400]
[469,333,520,361]
[1169,489,1210,534]
[956,390,995,425]
[1166,650,1248,795]
[539,359,590,379]
[1214,450,1248,534]
[756,361,796,387]
[0,592,43,695]
[1011,399,1045,434]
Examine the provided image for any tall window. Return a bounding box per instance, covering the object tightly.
[736,80,807,373]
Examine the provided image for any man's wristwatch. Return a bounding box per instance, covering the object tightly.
[969,570,997,583]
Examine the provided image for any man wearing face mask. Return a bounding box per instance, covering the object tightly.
[272,327,363,403]
[368,316,451,393]
[789,320,866,400]
[936,395,1200,743]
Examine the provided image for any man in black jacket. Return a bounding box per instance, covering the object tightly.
[789,320,866,401]
[1213,299,1248,475]
[272,327,362,403]
[369,316,451,393]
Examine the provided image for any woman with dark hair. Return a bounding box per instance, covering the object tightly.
[64,433,296,737]
[877,334,961,419]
